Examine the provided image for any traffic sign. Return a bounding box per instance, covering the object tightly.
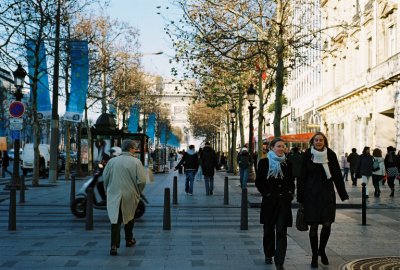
[9,117,23,130]
[9,101,25,118]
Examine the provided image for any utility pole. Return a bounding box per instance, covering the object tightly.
[49,0,61,183]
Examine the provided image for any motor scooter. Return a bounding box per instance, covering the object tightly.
[70,162,148,219]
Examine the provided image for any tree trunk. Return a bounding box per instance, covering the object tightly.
[274,44,284,137]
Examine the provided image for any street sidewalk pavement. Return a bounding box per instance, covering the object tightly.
[0,169,399,269]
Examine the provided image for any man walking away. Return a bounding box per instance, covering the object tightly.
[1,151,12,178]
[103,139,147,256]
[238,147,251,188]
[347,148,360,186]
[200,142,218,195]
[175,145,199,195]
[288,147,302,185]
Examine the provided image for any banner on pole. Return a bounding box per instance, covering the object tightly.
[146,113,156,142]
[26,40,51,120]
[128,104,140,133]
[64,40,89,122]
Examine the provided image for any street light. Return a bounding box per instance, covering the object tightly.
[229,106,236,173]
[11,63,27,187]
[247,84,256,182]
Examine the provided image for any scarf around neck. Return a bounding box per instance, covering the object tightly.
[311,146,332,179]
[267,150,286,179]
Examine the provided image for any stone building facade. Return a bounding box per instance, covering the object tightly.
[318,0,400,154]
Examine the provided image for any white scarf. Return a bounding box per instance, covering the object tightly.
[267,150,286,179]
[311,146,332,179]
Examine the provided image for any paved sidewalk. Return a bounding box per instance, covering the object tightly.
[0,170,399,269]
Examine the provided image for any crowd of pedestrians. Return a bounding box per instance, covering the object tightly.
[100,134,400,270]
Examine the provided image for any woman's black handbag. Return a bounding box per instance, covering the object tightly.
[296,208,308,231]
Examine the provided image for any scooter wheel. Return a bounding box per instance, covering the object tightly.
[135,200,145,219]
[71,197,87,218]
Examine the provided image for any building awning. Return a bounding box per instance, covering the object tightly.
[267,132,314,143]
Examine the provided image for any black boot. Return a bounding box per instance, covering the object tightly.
[319,226,331,265]
[390,188,394,197]
[309,229,319,268]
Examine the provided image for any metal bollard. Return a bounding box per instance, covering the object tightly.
[163,188,171,230]
[86,187,94,230]
[173,176,178,205]
[224,176,229,205]
[8,187,17,231]
[70,175,76,206]
[361,182,366,225]
[19,175,25,203]
[240,188,248,230]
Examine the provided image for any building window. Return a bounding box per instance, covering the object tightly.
[388,25,396,57]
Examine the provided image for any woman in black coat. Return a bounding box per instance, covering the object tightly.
[255,138,295,270]
[297,132,349,268]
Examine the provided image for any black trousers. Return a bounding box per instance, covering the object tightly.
[263,205,287,265]
[110,205,134,248]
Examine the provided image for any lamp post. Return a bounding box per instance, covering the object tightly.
[10,63,27,188]
[247,84,256,182]
[229,107,236,173]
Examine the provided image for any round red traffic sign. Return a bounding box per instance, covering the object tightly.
[9,101,25,118]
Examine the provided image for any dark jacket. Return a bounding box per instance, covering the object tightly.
[200,146,217,176]
[347,152,360,172]
[288,152,302,177]
[255,158,295,227]
[1,151,9,167]
[297,148,348,225]
[175,149,199,171]
[357,153,373,177]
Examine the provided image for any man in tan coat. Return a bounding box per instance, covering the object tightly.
[103,139,147,256]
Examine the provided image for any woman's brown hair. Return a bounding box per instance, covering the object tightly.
[309,132,329,148]
[372,148,382,157]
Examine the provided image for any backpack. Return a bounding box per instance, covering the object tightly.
[372,158,380,172]
[239,154,250,169]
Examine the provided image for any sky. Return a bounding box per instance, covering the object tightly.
[105,0,178,77]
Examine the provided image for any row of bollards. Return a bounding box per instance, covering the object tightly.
[8,176,27,231]
[162,175,246,231]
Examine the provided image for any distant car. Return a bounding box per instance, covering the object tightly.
[8,149,23,161]
[60,151,77,163]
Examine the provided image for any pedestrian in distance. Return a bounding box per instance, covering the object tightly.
[288,147,302,184]
[357,146,374,198]
[103,139,147,256]
[219,152,227,170]
[341,153,350,181]
[384,146,399,197]
[297,132,349,268]
[347,148,360,186]
[238,147,252,188]
[372,148,385,198]
[195,147,203,181]
[200,142,218,195]
[1,151,12,177]
[255,138,295,270]
[175,145,199,196]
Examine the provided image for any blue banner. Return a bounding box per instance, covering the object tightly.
[146,113,156,142]
[65,40,89,122]
[167,131,180,148]
[160,124,167,145]
[26,40,51,120]
[128,104,140,133]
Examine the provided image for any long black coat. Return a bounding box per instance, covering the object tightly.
[357,153,373,177]
[255,158,295,227]
[200,146,217,176]
[297,148,349,224]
